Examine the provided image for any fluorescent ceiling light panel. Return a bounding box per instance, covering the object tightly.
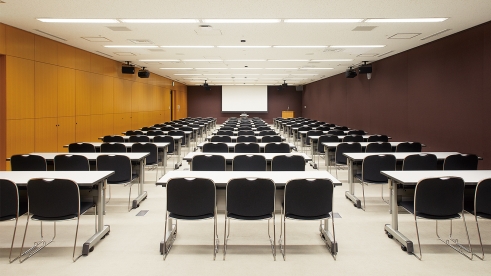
[161,68,193,70]
[226,59,266,61]
[284,19,363,23]
[104,45,158,48]
[218,46,271,48]
[233,74,260,75]
[120,19,199,23]
[202,19,281,23]
[38,18,119,23]
[291,74,318,75]
[311,59,353,62]
[273,46,327,48]
[194,68,228,70]
[203,74,232,75]
[182,59,223,61]
[330,45,385,48]
[300,67,333,70]
[140,59,180,62]
[268,60,309,62]
[174,74,201,75]
[265,68,298,70]
[160,46,214,48]
[263,74,288,75]
[365,18,448,23]
[230,68,263,69]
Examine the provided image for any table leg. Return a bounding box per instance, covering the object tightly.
[319,218,338,257]
[160,217,177,255]
[82,179,110,256]
[345,159,361,208]
[311,139,317,169]
[175,139,182,169]
[384,179,414,253]
[132,158,148,209]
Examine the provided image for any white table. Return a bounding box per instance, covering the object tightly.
[0,171,114,256]
[380,170,491,254]
[206,135,285,142]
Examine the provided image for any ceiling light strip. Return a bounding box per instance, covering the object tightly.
[38,18,119,23]
[365,18,448,23]
[284,19,363,23]
[202,19,281,23]
[120,19,199,23]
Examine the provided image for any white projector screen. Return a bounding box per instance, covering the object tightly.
[221,85,268,113]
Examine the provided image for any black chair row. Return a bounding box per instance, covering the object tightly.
[191,154,305,171]
[202,142,291,153]
[210,135,281,143]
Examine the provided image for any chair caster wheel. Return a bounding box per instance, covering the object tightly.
[401,245,407,251]
[387,234,393,239]
[89,247,95,252]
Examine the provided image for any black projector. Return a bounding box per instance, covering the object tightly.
[358,64,372,74]
[345,69,357,78]
[122,65,135,74]
[138,69,150,78]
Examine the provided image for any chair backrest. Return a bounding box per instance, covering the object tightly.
[257,126,271,131]
[0,179,20,220]
[334,126,349,131]
[284,179,334,219]
[316,126,331,132]
[335,143,362,165]
[271,155,305,171]
[317,135,339,153]
[365,142,392,153]
[414,177,464,217]
[234,143,260,153]
[261,135,282,143]
[147,130,164,136]
[342,135,364,143]
[168,130,186,144]
[238,126,252,131]
[443,154,478,170]
[264,142,291,153]
[103,135,125,142]
[367,135,389,142]
[68,142,96,153]
[96,155,133,184]
[160,126,175,132]
[153,135,175,153]
[125,130,144,136]
[10,154,47,171]
[27,178,79,218]
[232,155,266,171]
[236,135,257,143]
[129,135,150,142]
[402,154,438,171]
[217,130,233,136]
[347,130,365,135]
[220,126,234,131]
[259,130,276,136]
[210,135,232,143]
[100,142,127,153]
[396,142,422,152]
[191,155,226,171]
[361,154,396,183]
[475,178,491,217]
[141,127,152,131]
[327,130,344,136]
[238,130,254,136]
[54,154,90,171]
[131,143,158,165]
[202,142,229,153]
[167,178,216,218]
[226,178,275,217]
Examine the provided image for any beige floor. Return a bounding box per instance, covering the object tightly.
[0,143,490,276]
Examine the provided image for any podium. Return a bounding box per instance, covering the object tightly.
[282,111,294,118]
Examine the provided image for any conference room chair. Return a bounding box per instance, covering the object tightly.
[168,130,187,150]
[279,178,336,260]
[238,126,252,131]
[261,135,282,143]
[395,142,422,152]
[327,130,344,136]
[342,135,364,143]
[191,155,226,171]
[100,142,126,153]
[464,178,491,260]
[217,130,234,136]
[316,126,331,132]
[365,142,392,153]
[102,135,125,142]
[220,126,234,131]
[443,154,479,170]
[234,143,260,153]
[68,142,96,153]
[224,178,275,260]
[257,126,272,131]
[0,179,28,263]
[236,135,257,143]
[10,154,47,171]
[147,130,164,136]
[264,143,291,153]
[402,154,438,170]
[96,155,138,211]
[271,155,306,171]
[399,177,472,260]
[132,143,160,182]
[154,135,176,168]
[54,154,90,171]
[347,130,365,135]
[202,142,229,153]
[334,143,362,177]
[160,126,175,132]
[141,127,153,131]
[20,178,96,262]
[238,130,254,136]
[210,135,232,143]
[180,127,195,141]
[232,155,267,171]
[317,135,340,166]
[296,126,311,141]
[333,126,349,131]
[129,135,150,143]
[163,178,218,260]
[259,130,277,136]
[355,154,396,211]
[125,130,144,136]
[305,130,323,149]
[367,135,389,142]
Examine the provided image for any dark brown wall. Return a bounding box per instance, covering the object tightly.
[187,86,303,123]
[303,20,491,169]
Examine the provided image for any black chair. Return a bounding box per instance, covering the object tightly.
[220,126,234,131]
[160,126,175,132]
[259,130,276,136]
[296,126,311,141]
[217,130,233,136]
[317,135,340,166]
[264,143,291,153]
[147,130,164,136]
[132,143,160,182]
[355,154,396,211]
[327,130,344,136]
[103,135,125,142]
[399,177,472,260]
[210,135,232,143]
[234,143,260,153]
[396,142,422,152]
[0,179,28,263]
[334,126,349,131]
[202,142,229,153]
[224,178,275,260]
[347,130,365,135]
[232,155,266,171]
[54,154,90,171]
[191,155,226,171]
[443,154,479,170]
[464,178,491,260]
[238,126,252,131]
[20,178,96,262]
[68,143,96,153]
[141,127,152,131]
[279,179,336,260]
[237,135,257,143]
[257,126,271,131]
[96,155,138,211]
[100,142,127,153]
[129,135,150,142]
[163,178,218,260]
[271,155,305,171]
[154,135,176,168]
[169,130,187,148]
[342,135,364,143]
[367,135,389,142]
[238,130,254,136]
[333,143,362,177]
[10,154,47,171]
[306,130,323,147]
[365,142,392,153]
[125,130,144,136]
[180,127,194,141]
[402,154,438,170]
[261,135,282,143]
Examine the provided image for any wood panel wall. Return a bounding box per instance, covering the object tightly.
[0,24,186,170]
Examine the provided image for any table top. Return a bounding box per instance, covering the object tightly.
[26,152,149,161]
[197,142,295,149]
[206,136,285,141]
[98,135,183,141]
[343,152,460,161]
[183,152,311,161]
[157,170,342,188]
[322,142,401,148]
[64,142,169,149]
[0,171,114,186]
[381,170,491,186]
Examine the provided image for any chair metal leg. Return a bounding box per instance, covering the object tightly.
[413,216,423,260]
[267,215,276,261]
[127,183,133,212]
[381,184,389,204]
[473,215,485,260]
[361,181,366,211]
[223,215,230,260]
[435,218,473,260]
[278,206,286,261]
[163,212,177,260]
[20,220,57,263]
[8,216,21,263]
[214,209,219,261]
[72,216,82,262]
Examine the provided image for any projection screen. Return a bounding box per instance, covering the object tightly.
[221,85,268,113]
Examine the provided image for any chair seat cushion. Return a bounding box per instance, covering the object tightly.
[285,213,331,220]
[32,202,94,221]
[355,174,387,184]
[0,201,28,221]
[108,174,138,184]
[169,212,214,220]
[400,201,461,220]
[227,213,272,220]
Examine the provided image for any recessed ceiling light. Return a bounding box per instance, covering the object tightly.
[182,59,223,61]
[161,68,193,70]
[268,60,309,62]
[265,68,298,70]
[104,45,158,48]
[202,19,281,23]
[330,45,385,48]
[139,59,180,62]
[160,46,215,48]
[120,19,199,23]
[284,19,364,23]
[226,59,266,61]
[311,59,353,62]
[300,68,333,70]
[365,18,448,23]
[217,46,271,48]
[273,46,328,48]
[174,74,201,75]
[38,18,119,23]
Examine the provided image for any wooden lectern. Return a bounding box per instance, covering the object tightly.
[282,111,294,118]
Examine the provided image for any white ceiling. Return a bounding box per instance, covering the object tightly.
[1,0,491,86]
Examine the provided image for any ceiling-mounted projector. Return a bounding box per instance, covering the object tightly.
[345,67,357,78]
[202,80,211,91]
[122,61,135,74]
[358,61,372,74]
[282,80,288,87]
[138,67,150,78]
